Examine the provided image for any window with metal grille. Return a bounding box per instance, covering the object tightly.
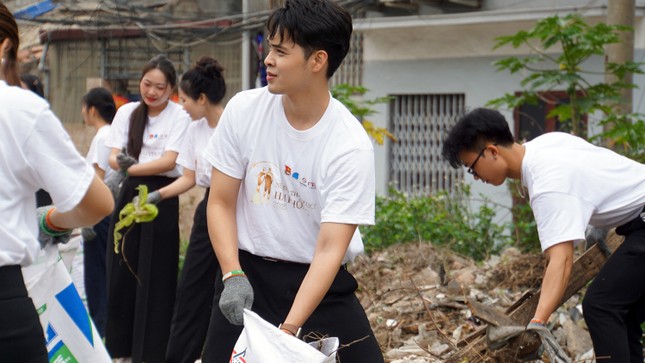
[389,94,465,197]
[330,31,363,88]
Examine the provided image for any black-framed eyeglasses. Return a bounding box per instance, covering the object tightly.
[466,143,497,178]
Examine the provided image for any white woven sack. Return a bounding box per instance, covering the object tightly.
[230,309,338,363]
[22,245,111,363]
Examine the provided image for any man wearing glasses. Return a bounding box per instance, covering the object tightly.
[441,107,645,363]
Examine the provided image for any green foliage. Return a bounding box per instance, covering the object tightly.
[331,83,396,145]
[593,113,645,163]
[362,184,508,261]
[488,13,644,138]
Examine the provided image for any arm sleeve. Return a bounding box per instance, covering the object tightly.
[203,103,244,179]
[25,108,94,213]
[320,148,375,226]
[176,124,196,171]
[531,192,593,251]
[163,109,190,153]
[105,105,130,150]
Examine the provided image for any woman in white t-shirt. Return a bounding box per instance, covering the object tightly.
[104,55,190,362]
[0,4,114,360]
[132,56,225,363]
[80,87,117,338]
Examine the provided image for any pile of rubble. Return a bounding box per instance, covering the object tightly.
[349,243,596,363]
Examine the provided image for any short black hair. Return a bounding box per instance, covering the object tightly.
[82,87,117,124]
[266,0,352,79]
[20,74,44,98]
[442,108,515,168]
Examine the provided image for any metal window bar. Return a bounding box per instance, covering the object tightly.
[330,31,363,88]
[389,94,465,197]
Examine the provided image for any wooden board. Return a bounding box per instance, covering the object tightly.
[449,232,624,362]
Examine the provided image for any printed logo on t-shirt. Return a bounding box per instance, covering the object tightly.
[147,133,169,140]
[249,161,317,213]
[284,164,316,189]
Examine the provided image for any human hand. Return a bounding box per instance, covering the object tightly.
[36,206,72,248]
[219,275,254,325]
[133,190,161,206]
[116,148,137,173]
[81,227,97,242]
[526,319,571,363]
[104,170,127,199]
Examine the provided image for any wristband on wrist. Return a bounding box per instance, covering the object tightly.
[222,269,245,282]
[40,208,71,236]
[279,323,301,338]
[530,317,545,325]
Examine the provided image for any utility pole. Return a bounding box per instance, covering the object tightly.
[604,0,635,119]
[242,0,251,90]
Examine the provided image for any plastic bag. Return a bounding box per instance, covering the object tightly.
[22,244,111,362]
[230,309,338,363]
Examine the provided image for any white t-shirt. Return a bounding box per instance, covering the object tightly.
[0,81,94,266]
[106,101,190,178]
[204,87,375,264]
[176,118,215,188]
[86,125,115,182]
[522,132,645,251]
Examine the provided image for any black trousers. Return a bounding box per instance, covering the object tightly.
[0,265,48,362]
[166,189,219,363]
[84,215,110,337]
[583,211,645,363]
[201,250,384,363]
[105,176,179,363]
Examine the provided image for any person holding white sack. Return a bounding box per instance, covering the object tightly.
[0,2,114,361]
[202,0,384,362]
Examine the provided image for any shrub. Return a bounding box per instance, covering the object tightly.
[362,184,508,261]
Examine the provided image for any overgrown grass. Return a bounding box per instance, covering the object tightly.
[361,184,509,262]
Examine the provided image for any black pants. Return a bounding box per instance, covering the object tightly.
[105,176,179,363]
[84,216,110,337]
[166,189,219,363]
[583,212,645,363]
[201,250,384,363]
[0,265,48,362]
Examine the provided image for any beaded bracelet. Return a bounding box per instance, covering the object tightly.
[222,269,245,282]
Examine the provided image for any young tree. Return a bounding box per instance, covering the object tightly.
[487,13,644,161]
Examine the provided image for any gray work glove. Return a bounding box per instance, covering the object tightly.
[116,148,137,173]
[104,170,127,199]
[219,275,254,325]
[81,227,97,242]
[132,190,162,206]
[526,321,571,363]
[36,206,72,248]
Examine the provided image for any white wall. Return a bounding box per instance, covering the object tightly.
[361,41,645,225]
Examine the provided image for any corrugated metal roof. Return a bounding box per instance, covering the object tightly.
[13,0,57,20]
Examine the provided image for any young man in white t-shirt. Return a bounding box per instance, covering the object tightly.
[442,107,645,363]
[201,0,383,362]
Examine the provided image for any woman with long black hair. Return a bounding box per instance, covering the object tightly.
[104,54,190,362]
